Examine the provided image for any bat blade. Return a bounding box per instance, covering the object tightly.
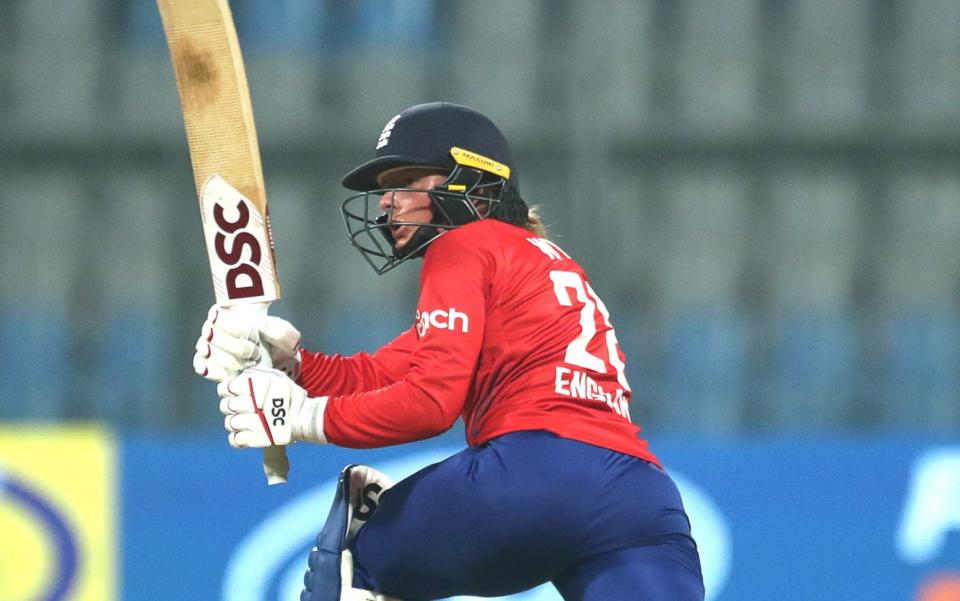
[159,0,287,484]
[157,0,266,208]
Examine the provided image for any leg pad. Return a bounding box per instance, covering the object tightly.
[301,465,400,601]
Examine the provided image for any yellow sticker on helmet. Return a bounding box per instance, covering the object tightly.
[450,147,511,179]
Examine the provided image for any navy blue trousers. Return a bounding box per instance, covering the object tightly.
[349,431,704,600]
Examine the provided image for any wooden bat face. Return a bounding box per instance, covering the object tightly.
[157,0,267,210]
[158,0,280,305]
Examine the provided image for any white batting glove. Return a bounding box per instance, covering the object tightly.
[193,305,302,382]
[258,311,302,379]
[218,367,312,448]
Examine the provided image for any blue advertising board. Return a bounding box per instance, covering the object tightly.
[3,427,959,600]
[119,431,960,601]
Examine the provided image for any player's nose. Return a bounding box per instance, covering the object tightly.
[379,190,398,212]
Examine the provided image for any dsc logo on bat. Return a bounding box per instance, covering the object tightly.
[201,175,278,305]
[213,199,265,299]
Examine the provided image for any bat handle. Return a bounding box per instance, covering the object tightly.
[262,445,290,485]
[233,302,291,485]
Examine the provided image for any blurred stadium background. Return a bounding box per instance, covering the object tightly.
[0,1,958,600]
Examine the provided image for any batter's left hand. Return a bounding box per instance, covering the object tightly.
[218,368,307,448]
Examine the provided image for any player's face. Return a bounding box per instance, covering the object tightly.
[377,169,447,250]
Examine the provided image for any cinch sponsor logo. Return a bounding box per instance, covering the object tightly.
[415,307,470,337]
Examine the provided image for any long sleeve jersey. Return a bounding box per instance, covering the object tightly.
[298,219,659,465]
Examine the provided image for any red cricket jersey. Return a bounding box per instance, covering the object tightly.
[298,219,659,465]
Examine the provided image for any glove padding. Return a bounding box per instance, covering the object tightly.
[194,304,302,382]
[218,367,307,448]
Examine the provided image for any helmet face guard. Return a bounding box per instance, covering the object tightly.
[341,165,508,275]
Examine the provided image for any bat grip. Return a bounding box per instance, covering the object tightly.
[262,445,290,485]
[233,302,290,485]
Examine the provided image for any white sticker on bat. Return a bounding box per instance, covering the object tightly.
[200,175,280,306]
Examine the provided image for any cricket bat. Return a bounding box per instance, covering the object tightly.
[157,0,289,484]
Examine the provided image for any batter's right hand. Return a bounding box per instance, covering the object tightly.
[193,304,302,383]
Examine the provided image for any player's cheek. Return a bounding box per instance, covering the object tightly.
[413,203,434,222]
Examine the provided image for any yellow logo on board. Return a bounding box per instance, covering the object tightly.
[0,426,116,601]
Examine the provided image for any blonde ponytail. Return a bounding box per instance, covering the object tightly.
[524,206,548,238]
